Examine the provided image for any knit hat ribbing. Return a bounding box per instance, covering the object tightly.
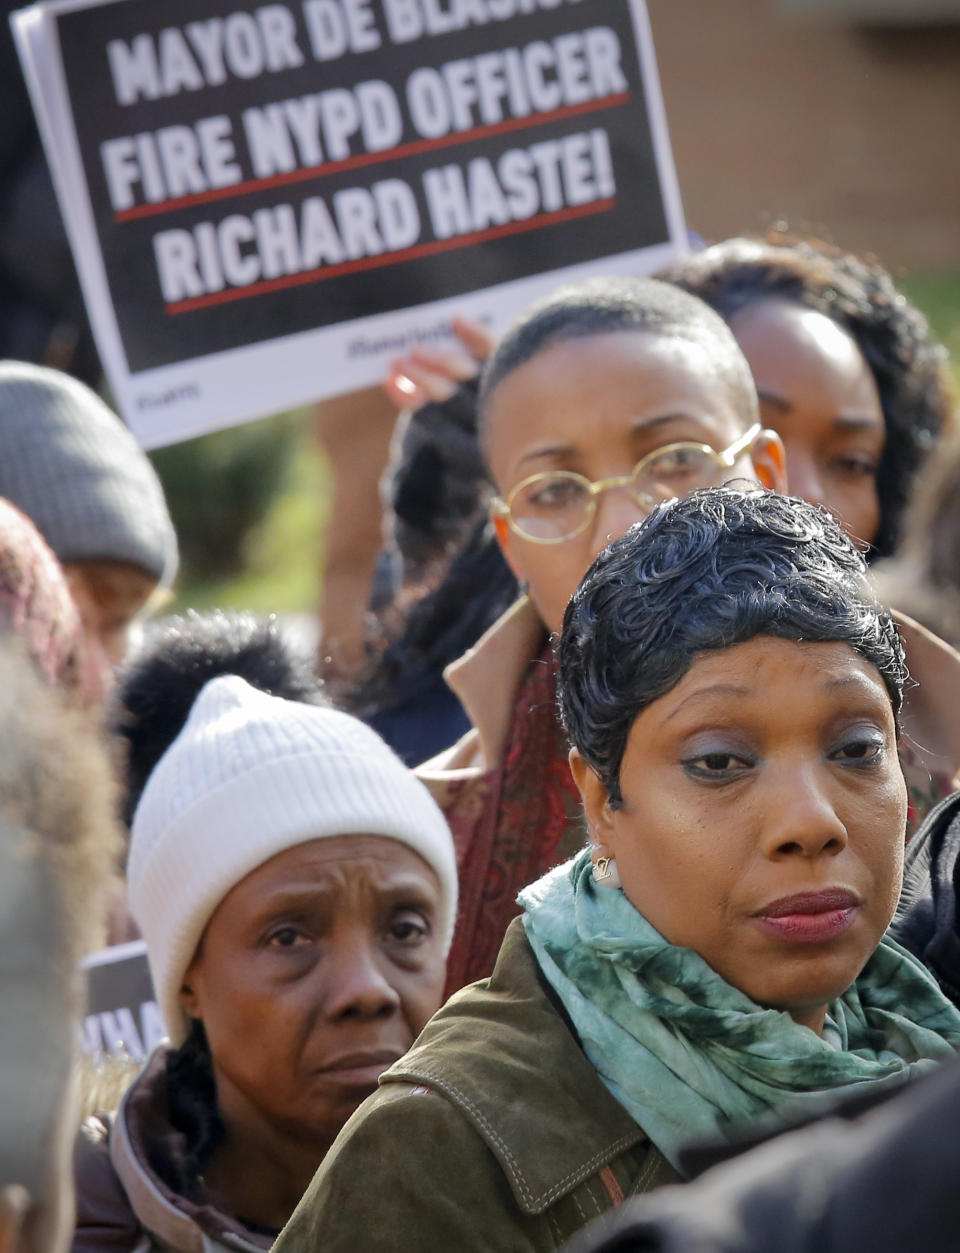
[128,676,458,1045]
[0,361,178,586]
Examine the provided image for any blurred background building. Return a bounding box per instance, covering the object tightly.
[649,0,960,269]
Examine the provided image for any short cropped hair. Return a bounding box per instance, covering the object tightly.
[559,487,906,805]
[477,276,759,447]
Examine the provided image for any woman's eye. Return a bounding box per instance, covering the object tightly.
[832,737,884,764]
[647,446,710,482]
[682,751,752,779]
[266,925,309,949]
[830,455,878,480]
[528,478,587,510]
[389,912,430,944]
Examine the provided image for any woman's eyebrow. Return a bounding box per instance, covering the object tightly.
[252,882,337,912]
[630,413,704,435]
[516,443,578,468]
[757,389,792,413]
[757,392,881,433]
[831,414,884,433]
[822,674,886,698]
[664,684,752,722]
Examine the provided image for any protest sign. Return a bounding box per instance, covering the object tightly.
[13,0,687,447]
[80,938,164,1061]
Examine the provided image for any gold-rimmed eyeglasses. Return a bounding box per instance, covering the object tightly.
[491,423,762,544]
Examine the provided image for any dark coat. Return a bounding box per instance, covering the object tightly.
[561,1055,960,1253]
[890,789,960,1007]
[275,919,680,1253]
[73,1051,271,1253]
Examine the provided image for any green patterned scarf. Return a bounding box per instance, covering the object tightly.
[520,849,960,1170]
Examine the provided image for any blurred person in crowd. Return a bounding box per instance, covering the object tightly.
[664,235,960,827]
[0,638,120,1253]
[408,276,785,992]
[74,677,456,1252]
[0,498,85,695]
[663,235,952,560]
[114,609,323,825]
[891,753,960,1011]
[0,498,138,944]
[872,432,960,654]
[0,361,178,701]
[276,488,960,1253]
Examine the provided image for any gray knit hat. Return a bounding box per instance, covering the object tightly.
[0,361,178,586]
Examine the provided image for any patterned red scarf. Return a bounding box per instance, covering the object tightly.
[442,645,584,995]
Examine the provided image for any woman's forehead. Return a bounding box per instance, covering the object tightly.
[731,300,881,417]
[635,637,892,730]
[484,331,746,483]
[221,836,440,909]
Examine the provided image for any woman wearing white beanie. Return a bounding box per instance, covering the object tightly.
[73,675,457,1253]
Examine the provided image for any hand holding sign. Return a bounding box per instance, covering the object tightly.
[385,315,491,409]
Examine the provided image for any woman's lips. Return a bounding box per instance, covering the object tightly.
[315,1049,404,1087]
[752,889,861,944]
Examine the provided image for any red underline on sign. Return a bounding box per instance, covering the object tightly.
[165,197,616,315]
[115,92,631,223]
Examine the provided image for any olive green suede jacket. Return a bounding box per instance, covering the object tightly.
[274,920,680,1253]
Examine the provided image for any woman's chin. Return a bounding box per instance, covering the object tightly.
[728,944,876,1024]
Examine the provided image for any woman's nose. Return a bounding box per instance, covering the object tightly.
[591,486,650,556]
[323,937,402,1020]
[759,766,848,860]
[784,448,827,512]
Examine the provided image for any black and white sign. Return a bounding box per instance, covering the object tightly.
[13,0,686,447]
[80,939,163,1061]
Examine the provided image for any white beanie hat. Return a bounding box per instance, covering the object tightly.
[128,675,457,1045]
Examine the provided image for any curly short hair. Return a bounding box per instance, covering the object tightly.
[663,234,954,558]
[558,487,906,805]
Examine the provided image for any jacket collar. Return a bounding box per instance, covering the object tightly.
[381,919,646,1214]
[430,596,547,774]
[110,1050,270,1253]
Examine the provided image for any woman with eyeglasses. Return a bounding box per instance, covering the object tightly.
[275,489,960,1253]
[412,276,786,993]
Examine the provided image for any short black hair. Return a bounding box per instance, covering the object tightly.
[477,276,759,451]
[113,610,324,825]
[559,487,906,805]
[663,234,954,558]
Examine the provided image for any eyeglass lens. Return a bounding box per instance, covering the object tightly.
[510,444,725,541]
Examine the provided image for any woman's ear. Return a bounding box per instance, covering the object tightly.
[178,956,203,1022]
[569,748,615,851]
[750,429,787,493]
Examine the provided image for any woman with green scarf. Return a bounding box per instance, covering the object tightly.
[275,488,960,1253]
